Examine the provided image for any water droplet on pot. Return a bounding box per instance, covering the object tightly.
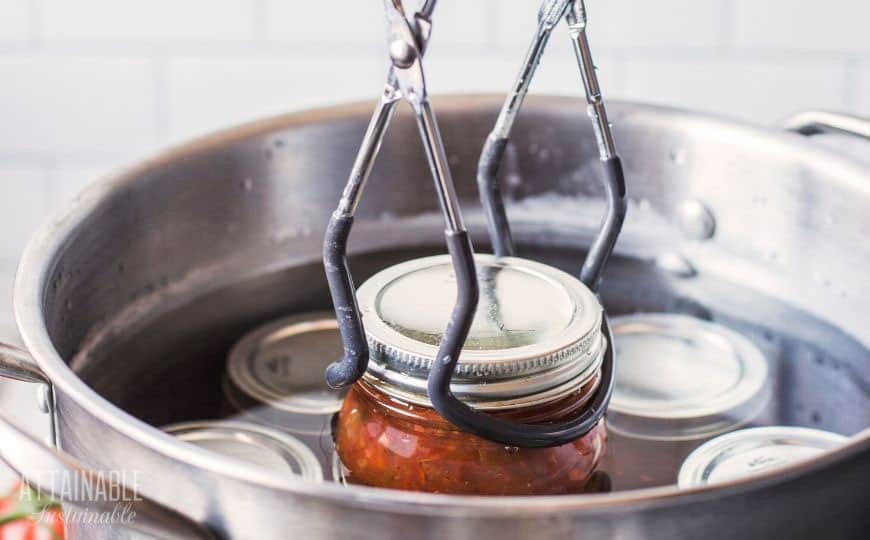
[655,252,697,278]
[677,200,715,240]
[669,149,687,165]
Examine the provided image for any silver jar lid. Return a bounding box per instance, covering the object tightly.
[225,312,345,417]
[678,426,848,488]
[608,313,770,440]
[356,254,605,410]
[163,420,323,482]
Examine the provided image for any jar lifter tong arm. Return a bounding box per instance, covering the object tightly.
[325,0,614,448]
[323,0,476,389]
[476,0,627,290]
[432,0,621,447]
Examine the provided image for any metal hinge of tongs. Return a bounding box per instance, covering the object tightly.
[323,0,474,390]
[324,0,624,448]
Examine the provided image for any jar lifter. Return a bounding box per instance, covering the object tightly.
[323,0,626,448]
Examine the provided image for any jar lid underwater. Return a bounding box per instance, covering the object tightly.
[608,313,770,440]
[224,312,345,433]
[163,420,323,482]
[356,254,605,410]
[678,426,848,488]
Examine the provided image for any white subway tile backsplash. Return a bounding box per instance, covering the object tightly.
[426,0,496,46]
[267,0,495,46]
[424,46,622,98]
[493,0,540,49]
[0,266,18,332]
[855,63,870,116]
[734,0,870,52]
[496,0,725,50]
[0,54,159,155]
[0,167,48,264]
[617,57,847,124]
[590,0,725,50]
[0,0,30,41]
[265,0,388,45]
[47,160,128,211]
[166,53,383,141]
[530,49,624,97]
[43,0,258,41]
[424,50,522,95]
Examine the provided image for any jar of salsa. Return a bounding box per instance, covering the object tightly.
[335,254,608,495]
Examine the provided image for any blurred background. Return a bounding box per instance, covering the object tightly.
[0,0,869,329]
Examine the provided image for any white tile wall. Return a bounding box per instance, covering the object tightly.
[46,160,128,210]
[264,0,384,44]
[619,56,848,123]
[855,62,870,115]
[268,0,499,46]
[0,54,159,155]
[424,46,623,97]
[0,0,868,280]
[0,0,30,41]
[592,0,725,50]
[0,167,47,265]
[495,0,725,49]
[424,0,497,46]
[733,0,870,53]
[166,52,383,141]
[43,0,259,42]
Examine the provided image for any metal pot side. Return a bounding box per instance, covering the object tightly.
[8,96,870,539]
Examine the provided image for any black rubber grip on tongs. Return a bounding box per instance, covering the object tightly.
[580,156,627,292]
[323,214,369,389]
[476,135,516,257]
[426,229,614,448]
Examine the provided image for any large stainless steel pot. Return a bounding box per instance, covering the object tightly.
[0,96,868,539]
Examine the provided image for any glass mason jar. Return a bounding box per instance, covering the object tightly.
[221,312,347,479]
[335,254,609,495]
[599,313,771,490]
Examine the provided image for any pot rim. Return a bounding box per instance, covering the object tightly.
[14,94,870,515]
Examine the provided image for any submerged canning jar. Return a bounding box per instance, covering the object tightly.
[335,255,609,495]
[599,313,771,490]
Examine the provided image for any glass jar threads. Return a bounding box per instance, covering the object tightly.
[334,254,608,495]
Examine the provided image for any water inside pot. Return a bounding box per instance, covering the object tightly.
[68,241,870,493]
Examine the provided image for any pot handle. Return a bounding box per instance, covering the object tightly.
[0,344,218,540]
[782,110,870,140]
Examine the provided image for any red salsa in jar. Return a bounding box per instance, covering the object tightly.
[335,254,609,495]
